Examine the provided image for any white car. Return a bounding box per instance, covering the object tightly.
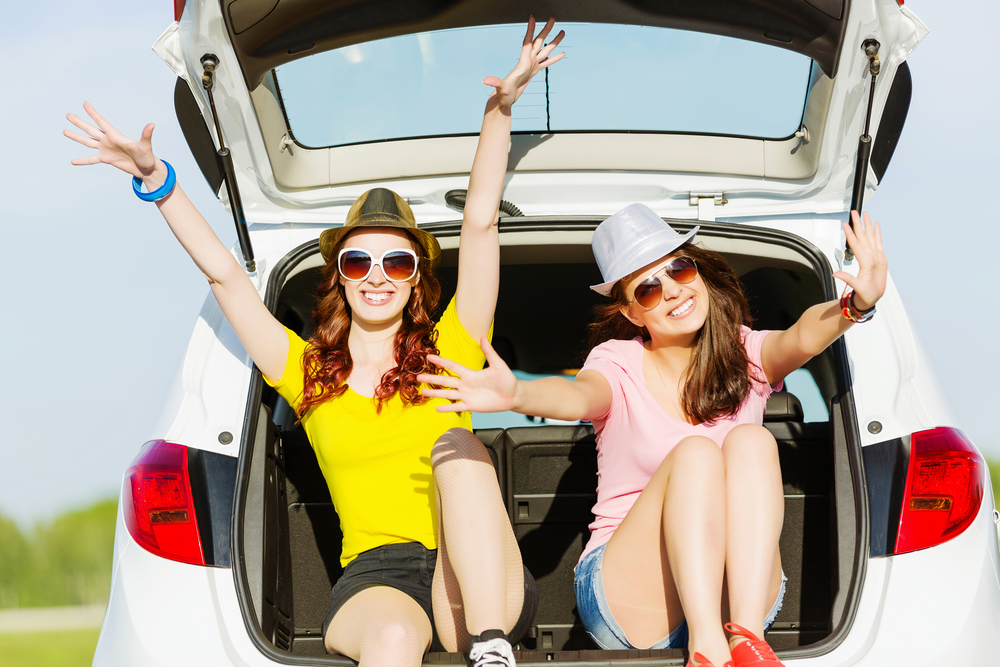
[94,0,1000,665]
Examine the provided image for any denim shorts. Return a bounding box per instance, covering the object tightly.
[573,544,786,650]
[322,542,539,650]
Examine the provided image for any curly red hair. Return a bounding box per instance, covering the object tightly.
[298,233,442,416]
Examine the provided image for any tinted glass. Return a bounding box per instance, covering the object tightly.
[382,251,417,280]
[274,23,812,148]
[634,279,663,309]
[339,251,373,280]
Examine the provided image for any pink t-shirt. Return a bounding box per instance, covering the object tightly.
[579,327,779,559]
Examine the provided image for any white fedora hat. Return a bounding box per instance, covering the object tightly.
[590,204,698,295]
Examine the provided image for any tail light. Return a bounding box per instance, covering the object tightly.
[174,0,187,21]
[123,441,205,565]
[895,427,985,554]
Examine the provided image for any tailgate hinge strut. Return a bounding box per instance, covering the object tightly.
[201,54,256,273]
[846,39,881,261]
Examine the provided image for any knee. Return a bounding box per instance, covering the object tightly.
[667,435,724,473]
[431,427,490,471]
[722,424,778,464]
[368,620,427,656]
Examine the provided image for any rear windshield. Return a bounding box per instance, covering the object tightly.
[273,23,812,148]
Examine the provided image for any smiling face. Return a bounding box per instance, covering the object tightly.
[337,228,420,328]
[618,252,710,345]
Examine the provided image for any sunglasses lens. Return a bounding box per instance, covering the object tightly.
[382,251,417,281]
[634,277,662,309]
[339,250,372,280]
[666,258,697,284]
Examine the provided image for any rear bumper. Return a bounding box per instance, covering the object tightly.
[92,494,270,667]
[804,496,1000,667]
[865,493,1000,664]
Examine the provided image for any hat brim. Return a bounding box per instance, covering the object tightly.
[319,221,441,273]
[589,226,698,296]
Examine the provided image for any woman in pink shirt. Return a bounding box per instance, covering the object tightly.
[420,203,887,667]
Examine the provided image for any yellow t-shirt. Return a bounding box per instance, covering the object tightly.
[264,298,488,567]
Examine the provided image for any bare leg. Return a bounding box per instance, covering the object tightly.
[324,586,432,667]
[722,424,785,647]
[430,428,525,652]
[602,436,731,666]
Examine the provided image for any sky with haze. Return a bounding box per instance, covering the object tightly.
[0,1,997,526]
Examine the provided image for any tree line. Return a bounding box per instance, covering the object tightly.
[0,499,117,609]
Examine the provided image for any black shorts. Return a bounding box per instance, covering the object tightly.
[322,542,539,651]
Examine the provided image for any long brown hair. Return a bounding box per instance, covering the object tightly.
[587,243,757,424]
[298,233,442,416]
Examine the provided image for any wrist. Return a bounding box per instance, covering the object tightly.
[140,160,167,190]
[840,289,876,323]
[850,292,876,313]
[510,380,526,413]
[485,93,513,117]
[133,159,177,202]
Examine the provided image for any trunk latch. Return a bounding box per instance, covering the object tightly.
[689,193,728,222]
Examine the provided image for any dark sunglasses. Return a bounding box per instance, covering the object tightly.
[628,257,698,310]
[337,248,419,282]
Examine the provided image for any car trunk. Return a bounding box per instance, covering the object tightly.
[232,220,866,664]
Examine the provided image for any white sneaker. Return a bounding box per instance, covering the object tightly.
[469,637,516,667]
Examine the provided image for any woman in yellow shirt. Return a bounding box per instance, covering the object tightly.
[65,18,565,667]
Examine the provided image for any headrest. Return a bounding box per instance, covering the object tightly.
[763,391,804,423]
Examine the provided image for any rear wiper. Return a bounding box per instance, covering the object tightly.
[200,54,256,273]
[846,39,881,262]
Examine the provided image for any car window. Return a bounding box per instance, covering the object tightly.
[274,23,812,148]
[783,368,829,423]
[471,370,583,430]
[472,368,831,429]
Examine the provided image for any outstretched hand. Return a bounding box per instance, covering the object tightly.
[418,337,519,413]
[834,211,888,311]
[64,102,159,179]
[484,17,565,110]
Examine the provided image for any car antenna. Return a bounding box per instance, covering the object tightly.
[846,39,880,262]
[200,54,256,273]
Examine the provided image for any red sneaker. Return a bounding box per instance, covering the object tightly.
[724,623,783,667]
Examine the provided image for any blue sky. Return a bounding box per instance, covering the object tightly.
[1,1,997,526]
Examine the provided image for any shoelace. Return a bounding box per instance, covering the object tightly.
[725,623,780,665]
[734,637,779,663]
[469,637,516,667]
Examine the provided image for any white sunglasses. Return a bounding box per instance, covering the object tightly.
[337,247,419,282]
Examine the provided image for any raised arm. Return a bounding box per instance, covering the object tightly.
[760,210,887,385]
[64,103,288,380]
[418,337,612,422]
[455,18,565,340]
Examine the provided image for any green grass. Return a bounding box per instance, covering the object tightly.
[0,629,100,667]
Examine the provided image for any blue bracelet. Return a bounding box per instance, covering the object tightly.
[132,160,176,202]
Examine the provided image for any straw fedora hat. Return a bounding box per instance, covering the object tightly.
[318,188,441,272]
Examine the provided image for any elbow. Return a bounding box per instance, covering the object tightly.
[211,255,245,287]
[799,334,838,360]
